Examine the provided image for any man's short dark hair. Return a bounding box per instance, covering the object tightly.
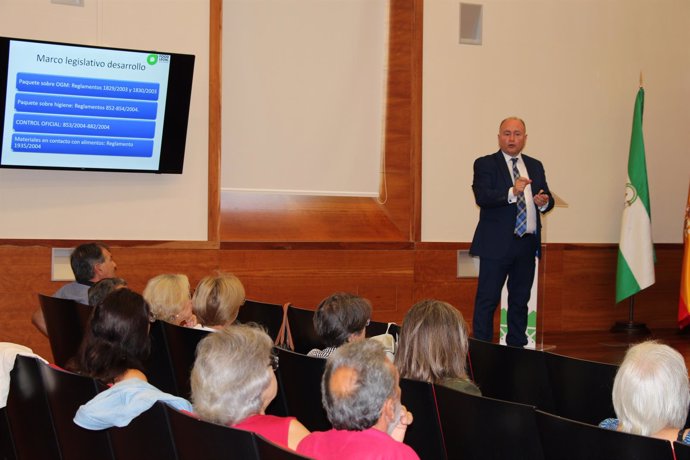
[313,293,372,347]
[70,243,108,284]
[321,340,397,430]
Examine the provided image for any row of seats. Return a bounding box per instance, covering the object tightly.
[422,380,690,460]
[38,294,689,458]
[5,351,689,460]
[467,337,620,425]
[1,354,310,460]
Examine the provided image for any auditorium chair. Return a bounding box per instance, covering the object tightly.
[535,409,675,460]
[544,352,618,425]
[108,402,177,460]
[144,320,178,396]
[365,320,400,339]
[38,294,92,367]
[0,407,14,460]
[674,441,690,460]
[433,383,544,460]
[468,337,555,412]
[285,305,325,354]
[274,347,330,432]
[254,434,315,459]
[39,362,114,460]
[399,378,446,460]
[5,355,61,459]
[165,405,261,460]
[237,299,286,342]
[160,321,211,399]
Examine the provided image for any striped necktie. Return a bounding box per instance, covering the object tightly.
[511,158,527,237]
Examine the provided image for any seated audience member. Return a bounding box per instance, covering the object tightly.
[307,292,371,358]
[297,340,419,460]
[87,277,128,307]
[32,242,117,336]
[599,341,690,444]
[395,299,480,396]
[143,273,197,327]
[191,324,309,450]
[72,288,192,429]
[192,273,245,330]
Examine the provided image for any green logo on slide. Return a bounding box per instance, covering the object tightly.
[147,54,158,66]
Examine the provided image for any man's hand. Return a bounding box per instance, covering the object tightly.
[534,189,549,207]
[513,177,532,195]
[390,405,414,442]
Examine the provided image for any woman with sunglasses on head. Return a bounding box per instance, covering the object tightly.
[72,288,192,429]
[191,323,310,450]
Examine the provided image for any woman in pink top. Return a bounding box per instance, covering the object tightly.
[190,324,309,450]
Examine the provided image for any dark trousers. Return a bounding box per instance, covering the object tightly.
[472,235,538,347]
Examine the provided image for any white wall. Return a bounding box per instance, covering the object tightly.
[422,0,690,243]
[0,0,209,240]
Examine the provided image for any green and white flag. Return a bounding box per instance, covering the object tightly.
[616,87,655,303]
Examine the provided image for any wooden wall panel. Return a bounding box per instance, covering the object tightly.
[1,243,683,363]
[218,249,415,322]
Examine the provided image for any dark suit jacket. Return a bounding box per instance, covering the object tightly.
[470,150,554,259]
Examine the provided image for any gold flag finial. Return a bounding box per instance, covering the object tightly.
[639,72,644,88]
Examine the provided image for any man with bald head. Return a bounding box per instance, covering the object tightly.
[297,340,419,459]
[470,117,554,347]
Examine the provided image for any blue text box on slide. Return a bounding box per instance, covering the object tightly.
[12,133,153,157]
[16,73,160,101]
[15,93,158,120]
[13,113,155,138]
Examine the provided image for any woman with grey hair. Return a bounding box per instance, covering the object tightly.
[190,324,309,450]
[599,341,690,444]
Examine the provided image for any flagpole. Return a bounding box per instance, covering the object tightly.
[610,294,651,334]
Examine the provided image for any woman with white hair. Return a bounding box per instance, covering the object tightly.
[599,340,690,444]
[190,324,309,450]
[143,273,197,327]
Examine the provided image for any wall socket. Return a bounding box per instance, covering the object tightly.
[457,250,480,278]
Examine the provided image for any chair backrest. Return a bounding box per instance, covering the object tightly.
[165,406,260,460]
[275,348,330,432]
[433,383,544,460]
[254,434,314,460]
[398,378,446,460]
[238,300,286,342]
[5,355,61,460]
[160,321,211,400]
[544,351,618,425]
[109,402,177,460]
[285,305,325,354]
[0,407,15,460]
[365,320,400,339]
[38,294,92,367]
[39,362,114,460]
[144,320,179,396]
[535,410,675,460]
[674,441,690,460]
[468,337,555,411]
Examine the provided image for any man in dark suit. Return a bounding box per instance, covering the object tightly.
[470,117,554,347]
